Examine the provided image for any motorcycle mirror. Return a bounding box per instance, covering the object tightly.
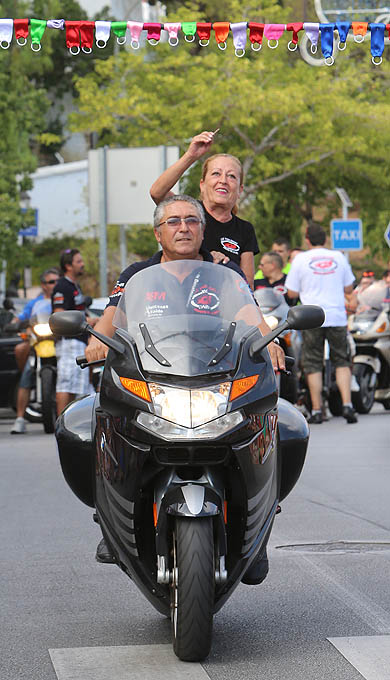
[249,304,325,362]
[49,311,87,337]
[84,295,92,308]
[286,305,325,330]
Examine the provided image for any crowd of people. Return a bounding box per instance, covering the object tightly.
[9,129,390,437]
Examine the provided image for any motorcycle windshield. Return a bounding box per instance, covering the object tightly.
[113,260,263,376]
[254,288,286,313]
[358,281,389,310]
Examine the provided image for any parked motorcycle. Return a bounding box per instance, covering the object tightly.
[349,281,390,413]
[253,288,298,403]
[50,261,324,662]
[28,299,57,433]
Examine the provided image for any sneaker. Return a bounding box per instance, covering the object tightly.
[342,405,358,424]
[308,412,323,424]
[351,374,360,392]
[11,417,27,434]
[241,547,269,585]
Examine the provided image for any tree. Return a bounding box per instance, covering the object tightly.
[69,0,390,258]
[0,0,117,277]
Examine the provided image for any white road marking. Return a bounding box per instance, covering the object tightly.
[328,636,390,680]
[49,644,210,680]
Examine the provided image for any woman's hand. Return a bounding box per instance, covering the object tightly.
[211,250,230,265]
[186,131,216,161]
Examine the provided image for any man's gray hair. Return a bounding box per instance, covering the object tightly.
[153,194,206,229]
[40,267,60,283]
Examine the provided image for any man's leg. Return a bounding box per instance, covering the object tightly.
[335,365,353,405]
[16,387,30,417]
[306,372,323,411]
[301,328,325,423]
[56,392,75,416]
[14,341,30,372]
[328,327,357,423]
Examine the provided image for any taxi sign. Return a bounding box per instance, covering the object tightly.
[331,219,363,251]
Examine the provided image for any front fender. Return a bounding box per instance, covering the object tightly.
[162,483,222,518]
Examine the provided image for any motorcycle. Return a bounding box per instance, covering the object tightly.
[253,288,299,403]
[349,281,390,413]
[50,261,324,662]
[28,299,57,433]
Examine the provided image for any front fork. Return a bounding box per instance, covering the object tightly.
[154,470,228,585]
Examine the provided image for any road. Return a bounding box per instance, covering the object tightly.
[0,404,389,680]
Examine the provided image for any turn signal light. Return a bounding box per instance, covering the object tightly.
[376,322,387,333]
[119,377,151,402]
[230,375,259,401]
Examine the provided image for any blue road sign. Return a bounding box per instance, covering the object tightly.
[19,208,38,237]
[331,219,363,251]
[385,222,390,248]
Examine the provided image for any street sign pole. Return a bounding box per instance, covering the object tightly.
[98,147,108,298]
[335,188,353,260]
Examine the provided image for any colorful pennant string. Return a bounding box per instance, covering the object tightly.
[320,23,336,65]
[336,21,350,49]
[286,22,303,51]
[303,22,320,53]
[0,17,388,65]
[370,23,385,64]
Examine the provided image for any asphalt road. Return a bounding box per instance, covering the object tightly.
[1,404,389,680]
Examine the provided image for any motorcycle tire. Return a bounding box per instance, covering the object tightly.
[41,367,57,434]
[328,388,343,417]
[25,404,43,424]
[171,517,214,662]
[352,364,376,414]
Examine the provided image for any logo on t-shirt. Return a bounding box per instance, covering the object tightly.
[309,256,338,275]
[191,286,220,314]
[220,237,240,254]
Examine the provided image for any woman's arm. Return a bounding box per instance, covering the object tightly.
[240,251,255,291]
[150,131,215,205]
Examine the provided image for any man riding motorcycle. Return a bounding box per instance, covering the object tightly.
[85,194,285,582]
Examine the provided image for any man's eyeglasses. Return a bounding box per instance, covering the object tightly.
[43,279,58,285]
[158,216,202,228]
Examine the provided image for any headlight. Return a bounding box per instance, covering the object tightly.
[33,323,52,337]
[352,320,372,333]
[136,409,244,440]
[264,314,280,330]
[149,382,230,428]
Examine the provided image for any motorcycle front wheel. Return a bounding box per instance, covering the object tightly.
[41,367,57,433]
[171,517,214,662]
[352,364,376,414]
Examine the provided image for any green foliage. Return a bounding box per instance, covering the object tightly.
[69,0,390,258]
[0,0,118,270]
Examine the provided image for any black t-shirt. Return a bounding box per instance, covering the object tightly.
[52,276,88,343]
[201,206,259,266]
[107,248,247,309]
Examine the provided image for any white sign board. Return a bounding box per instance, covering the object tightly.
[88,146,180,225]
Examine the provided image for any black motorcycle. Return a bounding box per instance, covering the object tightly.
[51,261,324,662]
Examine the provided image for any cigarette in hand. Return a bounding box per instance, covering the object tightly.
[212,128,220,135]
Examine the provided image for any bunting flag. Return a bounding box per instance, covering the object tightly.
[0,17,388,65]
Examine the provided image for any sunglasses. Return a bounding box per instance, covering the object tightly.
[362,271,374,278]
[43,279,58,284]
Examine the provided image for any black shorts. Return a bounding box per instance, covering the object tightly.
[302,326,351,374]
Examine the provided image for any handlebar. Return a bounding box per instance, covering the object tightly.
[76,355,105,369]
